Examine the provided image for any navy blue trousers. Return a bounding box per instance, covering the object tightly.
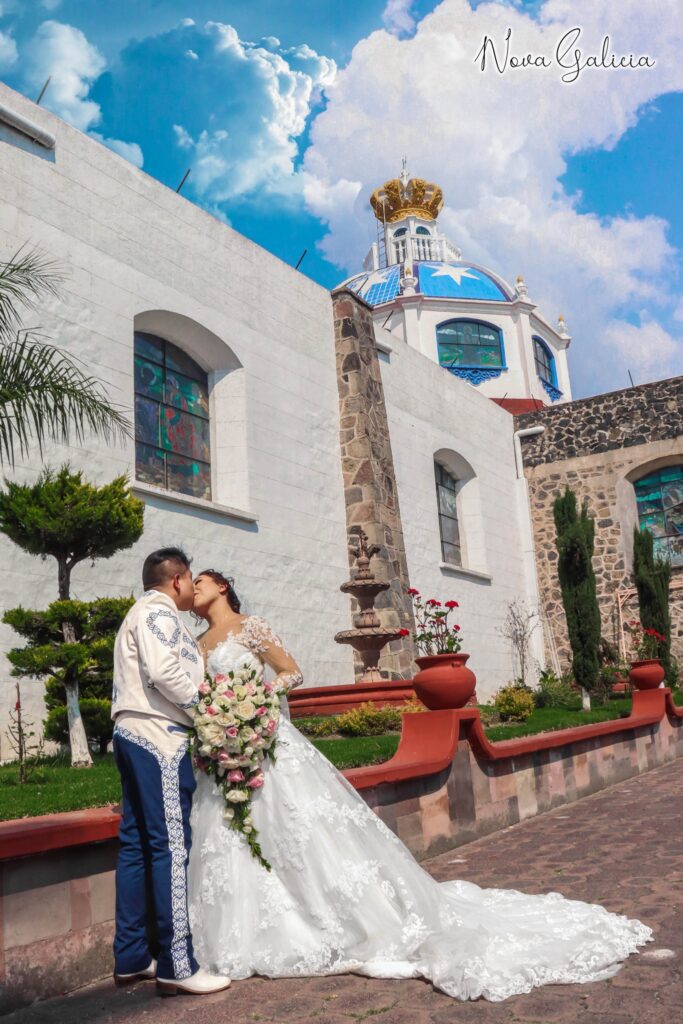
[113,728,199,980]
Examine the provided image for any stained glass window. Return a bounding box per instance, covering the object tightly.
[533,337,556,385]
[435,463,461,566]
[634,466,683,568]
[134,332,211,500]
[437,320,503,369]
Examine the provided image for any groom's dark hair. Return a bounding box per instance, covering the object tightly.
[142,547,192,589]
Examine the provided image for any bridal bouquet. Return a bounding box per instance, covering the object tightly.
[190,663,281,870]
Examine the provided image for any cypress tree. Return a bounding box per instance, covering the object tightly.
[553,487,602,710]
[0,467,144,765]
[633,526,673,682]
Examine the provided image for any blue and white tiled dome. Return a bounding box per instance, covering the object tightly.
[340,262,512,306]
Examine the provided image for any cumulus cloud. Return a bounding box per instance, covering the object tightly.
[603,317,682,382]
[382,0,417,37]
[304,0,683,394]
[169,22,336,201]
[0,29,17,71]
[21,21,142,165]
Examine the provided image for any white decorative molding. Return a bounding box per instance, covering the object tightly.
[439,562,492,583]
[133,481,258,524]
[0,103,55,149]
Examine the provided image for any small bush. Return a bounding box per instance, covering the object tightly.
[493,683,535,722]
[534,669,579,710]
[295,716,339,737]
[337,702,402,736]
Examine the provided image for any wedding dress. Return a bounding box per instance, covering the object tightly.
[187,620,651,1002]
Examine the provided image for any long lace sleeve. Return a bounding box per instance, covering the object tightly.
[240,616,304,691]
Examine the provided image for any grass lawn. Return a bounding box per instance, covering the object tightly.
[3,692,680,821]
[0,752,121,821]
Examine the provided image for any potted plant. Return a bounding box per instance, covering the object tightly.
[623,620,667,690]
[400,589,476,709]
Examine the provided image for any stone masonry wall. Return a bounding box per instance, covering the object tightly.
[515,377,683,674]
[332,290,416,679]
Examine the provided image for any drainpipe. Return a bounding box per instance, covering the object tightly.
[512,424,546,678]
[514,424,545,479]
[0,103,56,149]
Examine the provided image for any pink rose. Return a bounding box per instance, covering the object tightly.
[225,726,239,738]
[227,769,245,782]
[224,689,236,699]
[247,772,264,789]
[263,682,274,695]
[218,751,231,763]
[266,719,277,734]
[245,683,257,696]
[198,681,211,695]
[214,674,227,684]
[255,706,267,717]
[206,707,217,716]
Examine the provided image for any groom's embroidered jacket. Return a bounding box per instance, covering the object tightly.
[112,590,202,726]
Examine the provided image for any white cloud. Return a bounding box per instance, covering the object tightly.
[24,21,105,132]
[603,317,682,382]
[169,22,336,201]
[382,0,417,37]
[304,0,683,394]
[22,20,143,167]
[0,30,17,71]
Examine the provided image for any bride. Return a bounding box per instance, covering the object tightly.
[187,570,651,1002]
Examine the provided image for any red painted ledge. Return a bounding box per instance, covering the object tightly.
[0,805,120,862]
[287,680,416,718]
[1,689,680,859]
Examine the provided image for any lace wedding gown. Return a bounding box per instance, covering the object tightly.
[187,624,651,1002]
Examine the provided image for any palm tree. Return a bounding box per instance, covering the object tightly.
[0,247,130,465]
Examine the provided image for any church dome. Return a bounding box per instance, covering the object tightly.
[340,261,512,307]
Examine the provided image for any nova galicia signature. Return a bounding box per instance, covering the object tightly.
[475,27,656,84]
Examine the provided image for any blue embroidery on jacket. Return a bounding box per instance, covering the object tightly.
[146,608,181,647]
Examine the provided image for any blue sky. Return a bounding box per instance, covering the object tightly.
[0,0,681,396]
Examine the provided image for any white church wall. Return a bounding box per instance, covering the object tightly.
[379,338,541,700]
[0,84,355,751]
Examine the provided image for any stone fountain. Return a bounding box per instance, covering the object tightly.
[335,529,403,683]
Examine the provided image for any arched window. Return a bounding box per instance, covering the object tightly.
[416,226,430,236]
[533,336,562,401]
[634,466,683,567]
[393,227,407,237]
[134,331,211,500]
[437,319,504,371]
[435,462,461,565]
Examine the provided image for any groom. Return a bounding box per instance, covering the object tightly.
[111,547,230,996]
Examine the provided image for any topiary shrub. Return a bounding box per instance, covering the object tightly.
[493,683,536,722]
[534,669,580,710]
[44,698,113,755]
[336,702,402,736]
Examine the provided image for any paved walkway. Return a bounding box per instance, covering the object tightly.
[6,759,683,1024]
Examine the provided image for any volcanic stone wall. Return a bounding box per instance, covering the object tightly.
[332,289,416,679]
[515,377,683,673]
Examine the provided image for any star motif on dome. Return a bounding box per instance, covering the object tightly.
[429,265,480,286]
[369,267,398,285]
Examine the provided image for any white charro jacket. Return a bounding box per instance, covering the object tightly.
[112,590,203,726]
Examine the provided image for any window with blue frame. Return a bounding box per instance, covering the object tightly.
[532,336,562,401]
[633,466,683,568]
[437,320,504,370]
[134,332,212,501]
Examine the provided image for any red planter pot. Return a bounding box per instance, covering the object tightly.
[413,652,477,710]
[628,659,665,691]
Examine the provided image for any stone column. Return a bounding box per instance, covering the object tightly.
[332,288,416,680]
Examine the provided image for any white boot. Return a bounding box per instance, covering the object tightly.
[156,967,231,996]
[114,959,157,986]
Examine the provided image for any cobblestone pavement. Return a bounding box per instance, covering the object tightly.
[7,758,683,1024]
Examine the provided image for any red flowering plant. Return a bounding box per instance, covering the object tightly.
[400,588,463,655]
[624,620,666,661]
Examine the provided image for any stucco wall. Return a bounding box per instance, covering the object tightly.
[0,83,355,748]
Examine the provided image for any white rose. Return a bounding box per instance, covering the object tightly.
[234,700,256,721]
[226,789,249,803]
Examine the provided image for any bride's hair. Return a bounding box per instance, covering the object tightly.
[198,569,241,613]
